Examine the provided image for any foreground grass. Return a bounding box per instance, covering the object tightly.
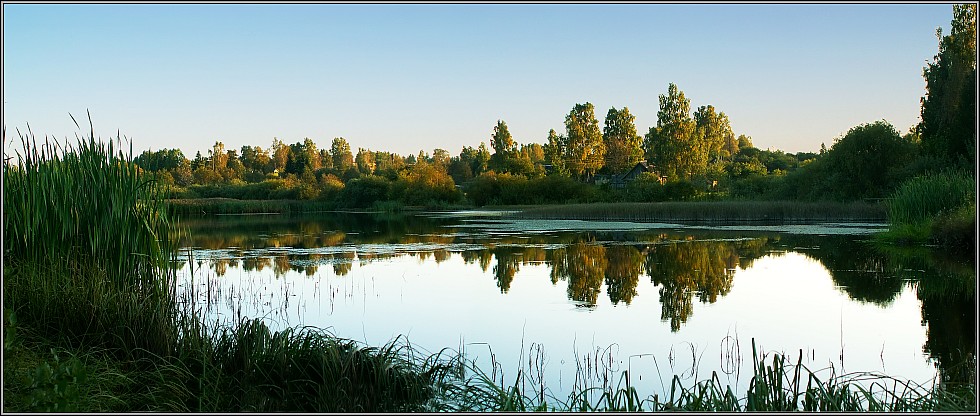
[516,200,887,223]
[434,340,975,412]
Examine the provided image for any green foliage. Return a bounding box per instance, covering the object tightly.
[781,121,918,201]
[646,83,705,180]
[919,4,977,169]
[330,137,354,172]
[391,162,462,206]
[490,119,516,159]
[3,129,177,290]
[880,172,976,250]
[543,129,569,177]
[887,171,975,225]
[602,107,644,173]
[564,102,606,178]
[465,172,596,206]
[336,175,392,208]
[27,350,89,412]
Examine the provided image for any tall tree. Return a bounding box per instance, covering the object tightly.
[489,120,517,173]
[330,137,354,172]
[645,83,702,180]
[602,106,644,173]
[693,105,726,161]
[919,3,977,169]
[210,141,227,172]
[271,138,289,173]
[544,129,569,176]
[564,102,605,178]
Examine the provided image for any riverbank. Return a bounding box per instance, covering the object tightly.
[512,200,887,223]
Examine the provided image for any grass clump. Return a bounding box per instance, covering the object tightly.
[3,124,180,360]
[879,171,976,249]
[886,171,975,225]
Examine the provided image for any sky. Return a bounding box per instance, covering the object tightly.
[2,3,957,159]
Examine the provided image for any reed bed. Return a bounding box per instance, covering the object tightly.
[886,171,975,225]
[515,200,887,223]
[165,198,332,216]
[879,171,976,247]
[3,125,180,359]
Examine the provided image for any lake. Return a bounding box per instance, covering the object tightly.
[174,211,975,402]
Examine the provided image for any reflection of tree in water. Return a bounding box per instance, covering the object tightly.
[492,247,523,293]
[242,256,272,272]
[433,249,451,263]
[796,236,907,306]
[880,246,978,387]
[210,258,240,277]
[550,242,607,306]
[332,252,355,276]
[920,281,976,386]
[460,249,493,272]
[604,245,643,305]
[644,240,742,331]
[273,255,291,277]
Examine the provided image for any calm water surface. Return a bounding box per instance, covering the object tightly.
[175,211,975,400]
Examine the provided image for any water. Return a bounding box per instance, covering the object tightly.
[174,211,975,402]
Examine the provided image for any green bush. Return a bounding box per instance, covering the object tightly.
[335,175,392,208]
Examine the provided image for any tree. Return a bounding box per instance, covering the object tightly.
[331,137,354,173]
[356,148,376,175]
[475,142,491,175]
[240,145,272,175]
[544,129,569,176]
[602,106,644,173]
[210,141,227,172]
[564,102,605,178]
[919,3,976,169]
[823,120,918,199]
[645,83,703,180]
[432,148,451,172]
[694,105,734,161]
[283,139,321,175]
[271,138,289,174]
[489,120,517,173]
[737,134,754,151]
[490,120,516,156]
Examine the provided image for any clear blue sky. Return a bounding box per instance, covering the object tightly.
[3,3,956,159]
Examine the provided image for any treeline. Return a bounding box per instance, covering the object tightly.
[137,5,974,210]
[137,90,826,208]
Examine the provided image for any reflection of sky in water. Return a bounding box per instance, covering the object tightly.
[176,228,941,403]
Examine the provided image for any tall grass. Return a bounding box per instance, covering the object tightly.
[516,200,886,223]
[3,123,180,358]
[879,171,976,248]
[886,171,975,225]
[3,126,178,289]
